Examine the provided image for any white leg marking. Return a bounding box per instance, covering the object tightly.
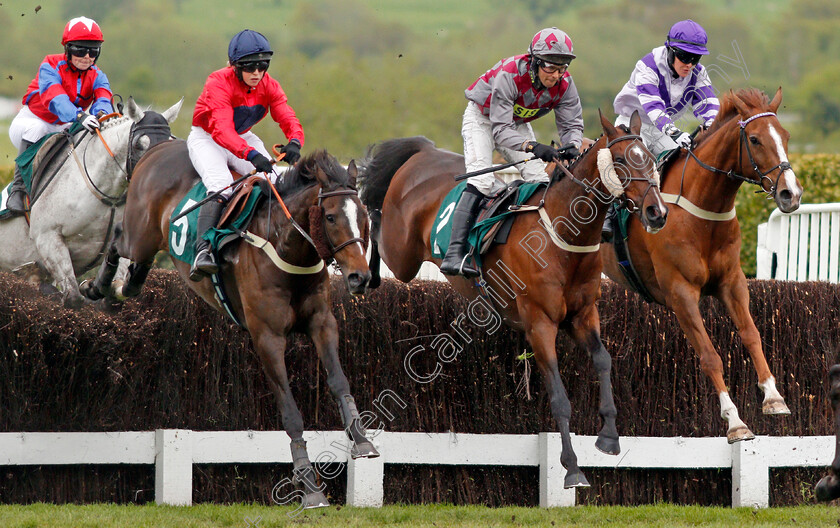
[719,391,747,430]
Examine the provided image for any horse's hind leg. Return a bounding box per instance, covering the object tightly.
[569,305,620,455]
[527,312,589,488]
[716,274,790,415]
[81,227,123,301]
[254,329,329,509]
[308,307,379,459]
[668,281,755,443]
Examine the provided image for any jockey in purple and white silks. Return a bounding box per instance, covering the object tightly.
[441,27,584,277]
[613,19,719,157]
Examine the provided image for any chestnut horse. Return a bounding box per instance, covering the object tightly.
[358,111,668,488]
[82,141,377,508]
[601,88,803,443]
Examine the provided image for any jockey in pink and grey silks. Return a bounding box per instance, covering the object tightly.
[441,27,583,278]
[613,19,719,156]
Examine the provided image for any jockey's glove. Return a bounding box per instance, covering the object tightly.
[665,125,692,149]
[556,142,581,160]
[280,140,301,165]
[76,111,100,132]
[250,152,275,174]
[524,141,557,162]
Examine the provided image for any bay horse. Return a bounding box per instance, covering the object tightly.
[600,88,803,443]
[816,364,840,502]
[358,111,668,488]
[0,97,182,308]
[81,140,378,508]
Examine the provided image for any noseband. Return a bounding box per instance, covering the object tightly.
[686,111,790,198]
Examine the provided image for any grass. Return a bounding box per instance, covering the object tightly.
[0,503,838,527]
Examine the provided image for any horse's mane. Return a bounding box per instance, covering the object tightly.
[695,88,771,146]
[274,150,351,196]
[99,115,132,130]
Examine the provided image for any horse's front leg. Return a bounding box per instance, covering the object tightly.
[569,304,620,455]
[252,325,330,509]
[31,230,84,309]
[81,226,123,301]
[307,302,379,459]
[526,309,588,488]
[667,279,754,443]
[816,365,840,501]
[715,272,790,415]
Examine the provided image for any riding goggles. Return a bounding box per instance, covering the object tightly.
[237,60,270,73]
[538,60,569,74]
[671,47,701,65]
[66,44,101,59]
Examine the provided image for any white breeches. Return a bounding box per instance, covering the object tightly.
[9,106,71,151]
[461,102,548,196]
[187,126,275,198]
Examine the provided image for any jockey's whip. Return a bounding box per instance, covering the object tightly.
[453,156,536,181]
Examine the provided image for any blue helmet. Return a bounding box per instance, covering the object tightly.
[228,29,273,63]
[665,20,709,55]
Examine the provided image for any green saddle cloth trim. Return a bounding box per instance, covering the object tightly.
[430,181,543,268]
[14,121,84,194]
[168,182,265,265]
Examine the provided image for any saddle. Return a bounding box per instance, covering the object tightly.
[217,172,268,228]
[473,180,532,254]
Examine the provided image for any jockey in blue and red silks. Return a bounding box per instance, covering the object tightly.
[6,16,114,216]
[441,27,584,277]
[613,19,720,158]
[187,29,305,281]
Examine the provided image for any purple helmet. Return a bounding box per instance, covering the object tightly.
[665,19,709,55]
[529,27,576,64]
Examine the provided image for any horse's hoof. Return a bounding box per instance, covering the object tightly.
[79,279,104,301]
[727,426,756,444]
[762,398,791,415]
[39,283,60,297]
[351,440,380,459]
[96,297,124,315]
[595,435,621,456]
[64,293,86,310]
[563,471,590,488]
[816,475,840,502]
[302,491,330,509]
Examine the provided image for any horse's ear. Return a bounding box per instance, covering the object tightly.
[347,160,358,186]
[599,109,617,138]
[769,86,783,113]
[629,110,642,136]
[730,90,751,119]
[126,97,145,121]
[162,97,184,124]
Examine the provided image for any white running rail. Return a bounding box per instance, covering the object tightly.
[757,204,840,281]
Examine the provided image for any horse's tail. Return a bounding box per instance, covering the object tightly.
[357,136,435,211]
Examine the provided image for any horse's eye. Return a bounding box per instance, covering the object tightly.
[614,157,625,165]
[325,214,336,223]
[749,136,759,145]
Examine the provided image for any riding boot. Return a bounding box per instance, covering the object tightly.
[439,186,483,277]
[189,197,226,281]
[601,204,618,243]
[6,140,33,215]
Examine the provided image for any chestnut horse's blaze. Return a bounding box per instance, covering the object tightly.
[601,87,803,443]
[358,111,667,488]
[83,140,377,509]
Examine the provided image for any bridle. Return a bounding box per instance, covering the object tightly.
[313,188,368,259]
[557,133,660,215]
[684,111,790,198]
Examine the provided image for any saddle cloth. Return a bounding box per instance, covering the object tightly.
[168,178,268,265]
[430,180,543,269]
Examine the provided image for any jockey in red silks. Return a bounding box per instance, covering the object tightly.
[442,27,584,277]
[187,29,305,281]
[6,16,114,216]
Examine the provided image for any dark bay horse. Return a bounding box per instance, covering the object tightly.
[816,364,840,502]
[601,88,803,443]
[82,140,378,508]
[358,111,667,488]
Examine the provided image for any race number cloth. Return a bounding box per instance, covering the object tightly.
[168,181,265,264]
[430,181,542,267]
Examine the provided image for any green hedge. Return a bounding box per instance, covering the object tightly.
[737,154,840,276]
